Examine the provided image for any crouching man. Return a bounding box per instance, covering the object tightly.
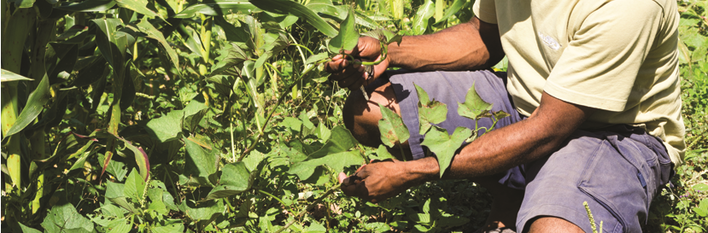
[325,0,685,232]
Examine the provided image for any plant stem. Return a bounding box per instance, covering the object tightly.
[274,183,341,233]
[238,64,317,162]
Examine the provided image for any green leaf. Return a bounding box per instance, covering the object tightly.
[10,0,35,8]
[118,139,150,181]
[214,16,252,45]
[412,0,435,35]
[378,103,410,148]
[152,222,184,233]
[249,0,338,37]
[4,74,51,138]
[206,162,254,200]
[289,126,364,179]
[115,0,161,19]
[92,18,126,69]
[183,98,209,131]
[415,83,448,135]
[373,144,396,161]
[694,199,708,217]
[124,168,146,203]
[433,0,467,26]
[306,52,329,64]
[179,200,224,221]
[18,222,41,233]
[458,83,493,120]
[41,203,95,233]
[692,183,708,192]
[361,28,402,45]
[68,141,97,172]
[174,2,259,18]
[146,110,184,142]
[305,221,327,233]
[184,135,218,185]
[211,43,249,76]
[420,126,472,177]
[1,69,33,82]
[105,218,131,233]
[308,126,358,158]
[328,7,359,53]
[56,0,116,12]
[135,19,180,70]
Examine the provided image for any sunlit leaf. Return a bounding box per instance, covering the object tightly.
[206,162,254,200]
[433,0,467,26]
[146,110,184,142]
[184,135,218,185]
[174,2,259,18]
[0,69,33,82]
[124,168,146,202]
[249,0,338,37]
[420,126,472,178]
[412,0,435,35]
[328,7,359,53]
[458,83,493,120]
[41,203,95,232]
[115,0,161,19]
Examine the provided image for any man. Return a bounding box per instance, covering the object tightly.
[325,0,685,231]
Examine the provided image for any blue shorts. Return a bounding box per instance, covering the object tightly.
[385,70,674,233]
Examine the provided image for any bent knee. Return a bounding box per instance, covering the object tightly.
[342,83,399,147]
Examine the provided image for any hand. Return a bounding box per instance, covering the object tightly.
[325,37,390,90]
[338,159,415,203]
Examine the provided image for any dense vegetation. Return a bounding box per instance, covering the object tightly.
[1,0,706,232]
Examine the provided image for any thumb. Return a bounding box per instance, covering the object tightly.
[338,172,347,184]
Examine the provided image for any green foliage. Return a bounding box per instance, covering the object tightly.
[2,0,705,232]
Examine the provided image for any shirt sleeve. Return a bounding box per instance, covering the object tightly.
[472,0,497,24]
[543,0,663,112]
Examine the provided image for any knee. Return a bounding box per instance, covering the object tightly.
[343,88,382,147]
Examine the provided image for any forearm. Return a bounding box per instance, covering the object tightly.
[405,93,593,183]
[387,17,504,71]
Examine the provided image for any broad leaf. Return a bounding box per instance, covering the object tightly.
[146,110,184,142]
[124,168,146,202]
[458,83,493,120]
[373,144,396,161]
[206,162,254,200]
[415,83,448,135]
[308,126,358,158]
[378,103,410,148]
[420,126,472,177]
[249,0,338,37]
[41,203,95,233]
[174,2,259,18]
[184,135,218,185]
[328,7,359,53]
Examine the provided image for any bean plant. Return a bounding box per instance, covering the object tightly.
[1,0,706,232]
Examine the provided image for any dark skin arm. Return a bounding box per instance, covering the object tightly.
[328,17,596,202]
[326,17,504,90]
[342,93,596,203]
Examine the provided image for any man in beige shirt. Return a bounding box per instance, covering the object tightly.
[326,0,684,231]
